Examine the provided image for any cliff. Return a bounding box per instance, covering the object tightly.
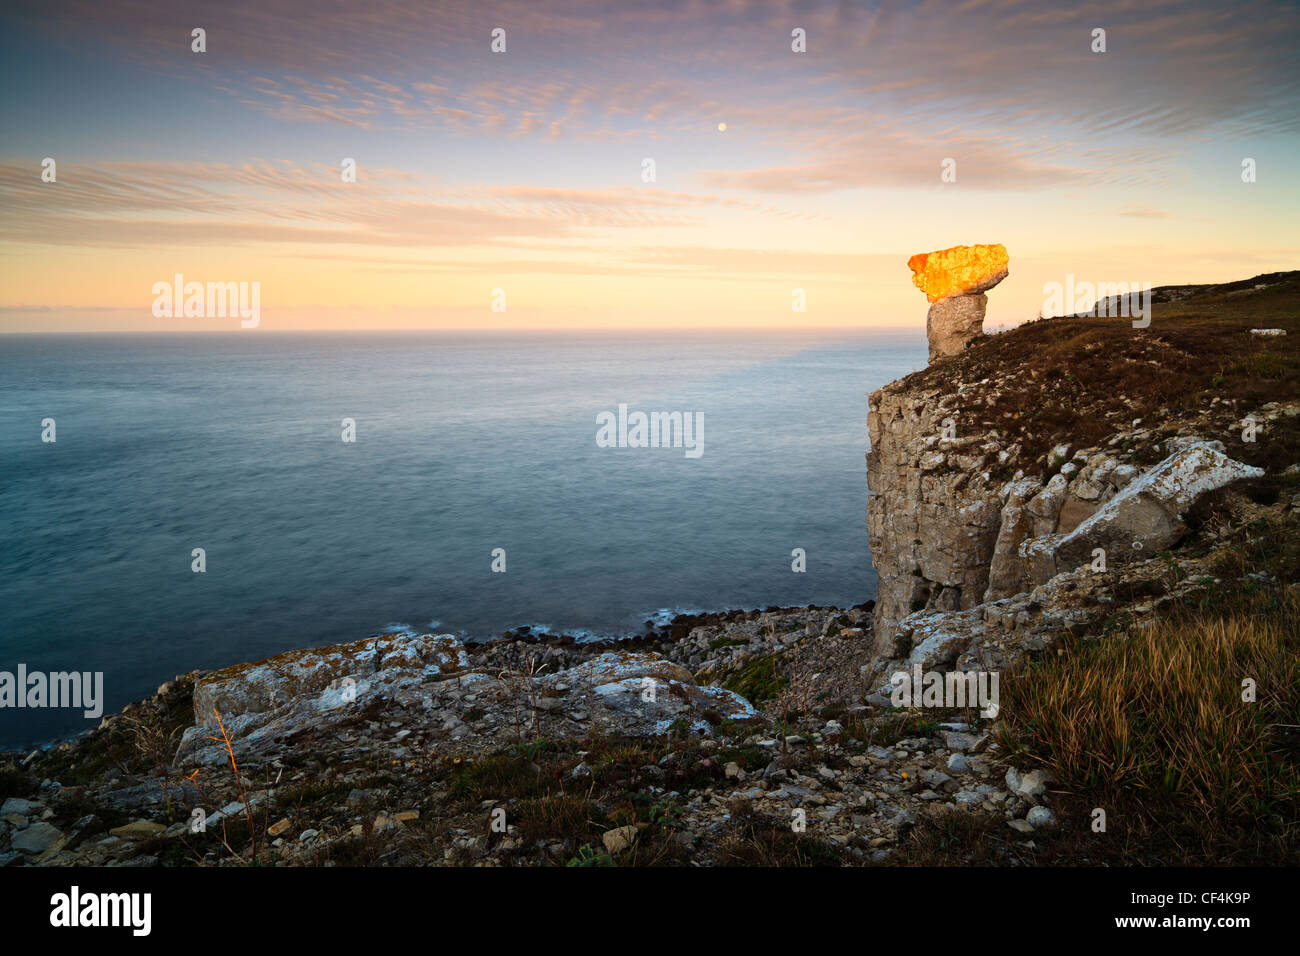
[867,271,1298,661]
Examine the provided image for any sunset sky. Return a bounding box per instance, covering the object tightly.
[1,0,1297,332]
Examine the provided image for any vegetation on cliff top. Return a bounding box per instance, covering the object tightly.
[905,271,1300,476]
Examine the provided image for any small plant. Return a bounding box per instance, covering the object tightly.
[722,655,787,706]
[496,651,549,743]
[121,712,184,821]
[183,707,262,864]
[566,844,614,867]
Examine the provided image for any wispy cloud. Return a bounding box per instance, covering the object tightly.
[16,0,1297,147]
[2,0,1296,328]
[0,160,817,255]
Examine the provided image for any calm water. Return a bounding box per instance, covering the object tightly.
[0,329,925,746]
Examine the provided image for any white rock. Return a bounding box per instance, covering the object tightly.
[1006,767,1054,799]
[1022,442,1263,583]
[11,821,63,854]
[1026,805,1057,829]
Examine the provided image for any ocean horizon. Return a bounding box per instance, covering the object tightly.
[0,327,926,747]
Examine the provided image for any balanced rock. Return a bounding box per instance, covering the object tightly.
[908,244,1009,302]
[908,244,1009,362]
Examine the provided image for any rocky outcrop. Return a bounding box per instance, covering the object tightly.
[866,380,1008,653]
[868,375,1267,654]
[176,631,758,766]
[191,631,469,723]
[908,244,1009,362]
[1018,441,1263,587]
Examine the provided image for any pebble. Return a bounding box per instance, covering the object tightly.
[1026,805,1057,830]
[601,825,638,855]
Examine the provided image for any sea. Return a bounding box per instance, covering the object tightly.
[0,328,926,746]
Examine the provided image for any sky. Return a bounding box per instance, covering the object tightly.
[1,0,1297,333]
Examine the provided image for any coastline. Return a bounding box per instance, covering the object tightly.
[3,273,1297,868]
[0,601,870,757]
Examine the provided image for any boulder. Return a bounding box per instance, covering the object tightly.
[0,798,41,816]
[11,822,63,854]
[1026,805,1058,830]
[109,820,166,840]
[601,825,639,855]
[926,294,988,361]
[1006,767,1054,801]
[1021,441,1264,583]
[900,608,986,670]
[908,244,1009,302]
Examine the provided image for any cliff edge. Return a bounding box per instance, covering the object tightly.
[868,270,1299,658]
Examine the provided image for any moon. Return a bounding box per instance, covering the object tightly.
[717,122,727,132]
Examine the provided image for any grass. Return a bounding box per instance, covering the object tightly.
[445,752,557,803]
[889,811,1020,866]
[716,812,845,866]
[901,271,1300,471]
[997,588,1299,863]
[721,654,788,705]
[511,794,604,843]
[27,677,196,787]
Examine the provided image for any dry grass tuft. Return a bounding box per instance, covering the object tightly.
[998,590,1299,860]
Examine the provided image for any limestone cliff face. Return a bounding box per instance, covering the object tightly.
[866,379,1006,652]
[866,379,1266,657]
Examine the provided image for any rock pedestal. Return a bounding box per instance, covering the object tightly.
[927,294,988,362]
[907,243,1008,364]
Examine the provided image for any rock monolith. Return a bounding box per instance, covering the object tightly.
[908,244,1008,362]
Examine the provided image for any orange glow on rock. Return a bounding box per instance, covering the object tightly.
[908,243,1009,302]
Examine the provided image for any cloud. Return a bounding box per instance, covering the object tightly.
[14,0,1296,154]
[1118,204,1172,219]
[274,245,885,282]
[0,160,799,250]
